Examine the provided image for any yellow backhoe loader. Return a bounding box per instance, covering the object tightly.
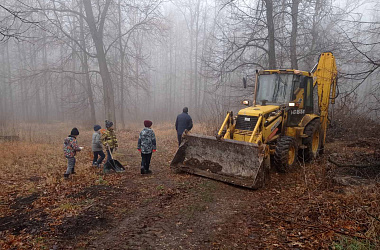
[171,52,337,189]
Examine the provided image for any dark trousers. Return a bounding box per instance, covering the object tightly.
[106,148,114,163]
[93,151,105,165]
[141,153,152,171]
[177,133,182,146]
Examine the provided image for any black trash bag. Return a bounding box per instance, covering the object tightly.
[104,159,125,173]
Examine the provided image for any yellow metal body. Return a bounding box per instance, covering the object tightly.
[218,52,337,155]
[313,52,338,144]
[171,52,337,189]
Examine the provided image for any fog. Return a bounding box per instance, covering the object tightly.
[0,0,379,129]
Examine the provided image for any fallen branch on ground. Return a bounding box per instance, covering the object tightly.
[328,157,380,168]
[361,207,380,223]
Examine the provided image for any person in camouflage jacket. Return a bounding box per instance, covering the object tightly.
[137,120,156,174]
[101,120,118,163]
[63,128,82,179]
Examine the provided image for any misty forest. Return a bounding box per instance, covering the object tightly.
[0,0,379,249]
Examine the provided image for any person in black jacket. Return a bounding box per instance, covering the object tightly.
[175,107,193,146]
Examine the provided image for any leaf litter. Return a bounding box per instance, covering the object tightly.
[0,122,378,249]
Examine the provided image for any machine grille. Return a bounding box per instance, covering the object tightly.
[235,115,258,131]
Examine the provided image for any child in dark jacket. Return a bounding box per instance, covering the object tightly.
[92,125,105,167]
[137,120,156,174]
[63,128,82,179]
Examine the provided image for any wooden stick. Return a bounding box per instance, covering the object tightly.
[328,157,380,169]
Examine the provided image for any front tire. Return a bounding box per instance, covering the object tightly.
[274,136,298,173]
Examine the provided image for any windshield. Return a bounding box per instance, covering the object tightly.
[256,74,294,105]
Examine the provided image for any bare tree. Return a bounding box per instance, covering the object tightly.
[290,0,299,69]
[0,2,38,41]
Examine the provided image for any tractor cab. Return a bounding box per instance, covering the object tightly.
[256,70,313,108]
[255,70,315,126]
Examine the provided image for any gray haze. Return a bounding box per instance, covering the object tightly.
[0,0,379,128]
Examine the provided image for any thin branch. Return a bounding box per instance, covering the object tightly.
[328,157,380,169]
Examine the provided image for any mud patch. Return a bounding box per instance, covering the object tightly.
[67,185,114,199]
[57,207,109,239]
[0,210,49,235]
[10,192,39,210]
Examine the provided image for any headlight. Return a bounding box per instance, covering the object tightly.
[289,102,296,107]
[242,100,250,106]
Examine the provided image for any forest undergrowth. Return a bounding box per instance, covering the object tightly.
[0,120,379,249]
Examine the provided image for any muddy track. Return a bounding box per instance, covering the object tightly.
[89,173,264,249]
[84,155,296,250]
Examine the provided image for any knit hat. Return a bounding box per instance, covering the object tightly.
[183,107,188,113]
[71,127,79,136]
[105,120,113,128]
[94,125,101,131]
[144,120,152,127]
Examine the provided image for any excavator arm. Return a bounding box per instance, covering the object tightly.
[313,52,338,145]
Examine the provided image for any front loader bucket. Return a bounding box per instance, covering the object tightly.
[171,134,268,189]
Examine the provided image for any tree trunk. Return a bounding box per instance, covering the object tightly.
[169,38,173,117]
[200,1,209,111]
[79,1,96,125]
[264,0,276,69]
[308,0,322,68]
[194,0,201,114]
[118,0,125,129]
[189,11,194,109]
[83,0,116,125]
[135,33,141,120]
[59,44,65,121]
[30,45,42,122]
[0,45,5,124]
[290,0,299,69]
[5,42,13,122]
[43,32,49,122]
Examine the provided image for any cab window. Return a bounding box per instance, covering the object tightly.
[304,77,313,113]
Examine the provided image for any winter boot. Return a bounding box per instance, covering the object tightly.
[145,165,152,174]
[63,173,70,179]
[141,167,146,174]
[71,168,76,174]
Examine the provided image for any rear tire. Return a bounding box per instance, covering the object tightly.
[302,119,321,162]
[274,136,298,173]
